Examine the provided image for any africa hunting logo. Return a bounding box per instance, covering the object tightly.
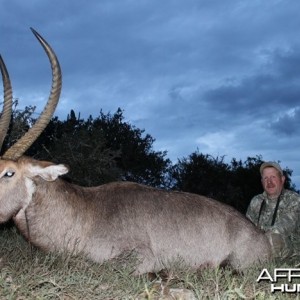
[257,268,300,293]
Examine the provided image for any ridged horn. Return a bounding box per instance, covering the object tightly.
[2,28,62,160]
[0,55,13,153]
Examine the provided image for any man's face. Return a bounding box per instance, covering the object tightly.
[261,167,285,199]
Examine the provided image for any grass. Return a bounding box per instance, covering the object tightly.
[1,225,300,299]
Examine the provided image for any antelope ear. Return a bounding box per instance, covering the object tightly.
[28,163,69,181]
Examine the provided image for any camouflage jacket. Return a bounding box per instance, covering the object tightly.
[246,189,300,255]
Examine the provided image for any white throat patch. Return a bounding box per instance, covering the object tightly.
[24,177,36,209]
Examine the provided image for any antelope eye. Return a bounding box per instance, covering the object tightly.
[4,171,15,178]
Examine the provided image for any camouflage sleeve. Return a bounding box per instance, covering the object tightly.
[270,192,300,256]
[247,191,300,256]
[272,192,300,237]
[246,195,263,226]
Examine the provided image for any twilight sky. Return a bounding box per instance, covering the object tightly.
[1,0,300,188]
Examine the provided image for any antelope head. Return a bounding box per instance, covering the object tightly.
[0,29,67,222]
[0,28,62,161]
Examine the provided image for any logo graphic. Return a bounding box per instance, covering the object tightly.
[257,268,300,293]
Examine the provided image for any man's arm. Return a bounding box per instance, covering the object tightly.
[246,195,263,226]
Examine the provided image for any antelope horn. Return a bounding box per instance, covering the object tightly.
[0,55,13,153]
[2,28,62,160]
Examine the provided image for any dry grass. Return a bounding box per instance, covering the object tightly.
[0,226,300,299]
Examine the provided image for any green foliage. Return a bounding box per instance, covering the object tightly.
[27,110,121,186]
[171,152,231,198]
[2,104,300,298]
[91,108,172,188]
[171,151,296,213]
[6,106,171,187]
[3,103,298,210]
[1,101,36,154]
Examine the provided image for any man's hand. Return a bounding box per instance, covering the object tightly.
[265,231,285,256]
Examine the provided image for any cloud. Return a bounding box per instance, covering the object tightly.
[2,0,300,187]
[271,107,300,136]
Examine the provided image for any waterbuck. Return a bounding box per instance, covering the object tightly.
[0,28,271,274]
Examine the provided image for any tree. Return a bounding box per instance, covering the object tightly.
[171,152,230,197]
[91,108,172,188]
[26,110,121,186]
[1,101,35,155]
[171,152,295,213]
[2,103,297,204]
[19,108,171,188]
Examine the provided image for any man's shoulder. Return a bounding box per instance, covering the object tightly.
[250,193,265,203]
[248,193,265,209]
[283,190,300,201]
[283,189,299,197]
[282,189,300,206]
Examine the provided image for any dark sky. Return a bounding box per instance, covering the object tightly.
[2,0,300,187]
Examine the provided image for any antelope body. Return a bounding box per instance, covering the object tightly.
[0,29,271,274]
